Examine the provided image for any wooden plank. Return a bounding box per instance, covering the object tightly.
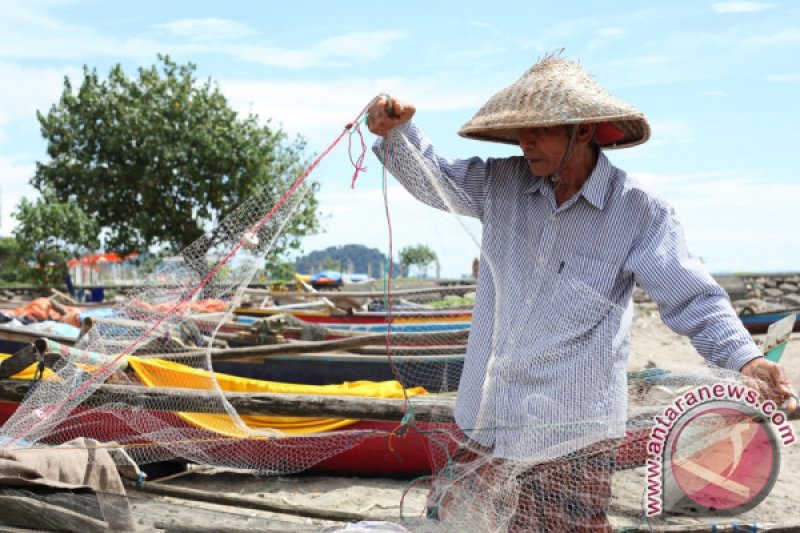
[0,324,75,347]
[351,344,466,355]
[0,494,111,533]
[244,284,476,300]
[0,379,455,422]
[136,480,365,522]
[141,329,469,362]
[155,523,313,533]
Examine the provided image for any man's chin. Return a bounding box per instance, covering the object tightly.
[527,162,550,177]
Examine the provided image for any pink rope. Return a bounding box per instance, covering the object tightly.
[349,118,368,189]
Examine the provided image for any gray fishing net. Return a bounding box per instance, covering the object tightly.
[0,103,796,532]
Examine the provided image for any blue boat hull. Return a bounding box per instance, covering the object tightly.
[739,308,800,334]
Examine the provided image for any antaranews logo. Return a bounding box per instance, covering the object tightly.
[645,383,796,517]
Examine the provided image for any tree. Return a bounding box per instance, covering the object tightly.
[399,244,438,278]
[12,188,100,286]
[32,55,319,259]
[264,259,296,283]
[0,237,26,284]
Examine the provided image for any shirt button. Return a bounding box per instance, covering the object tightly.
[525,299,533,305]
[537,257,545,265]
[548,214,557,221]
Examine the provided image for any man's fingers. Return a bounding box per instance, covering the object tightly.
[768,364,797,413]
[787,393,798,414]
[741,357,797,412]
[384,96,396,119]
[394,100,416,121]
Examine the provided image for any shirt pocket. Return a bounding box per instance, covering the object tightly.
[537,254,621,351]
[492,254,622,382]
[560,253,620,302]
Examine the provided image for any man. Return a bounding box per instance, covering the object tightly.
[367,56,795,531]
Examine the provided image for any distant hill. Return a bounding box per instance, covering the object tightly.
[294,244,399,278]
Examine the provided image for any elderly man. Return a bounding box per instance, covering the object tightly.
[367,56,794,532]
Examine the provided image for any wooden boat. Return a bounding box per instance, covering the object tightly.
[0,344,651,477]
[0,322,78,355]
[739,307,800,334]
[5,314,788,479]
[0,317,467,392]
[214,352,464,392]
[243,281,475,310]
[234,306,472,333]
[0,343,459,477]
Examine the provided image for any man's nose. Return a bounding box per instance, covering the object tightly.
[518,129,535,148]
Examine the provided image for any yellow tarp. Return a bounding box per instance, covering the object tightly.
[0,353,425,438]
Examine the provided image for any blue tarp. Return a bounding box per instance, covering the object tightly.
[311,270,343,284]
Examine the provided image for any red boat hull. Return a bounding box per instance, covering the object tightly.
[0,401,456,477]
[0,401,648,476]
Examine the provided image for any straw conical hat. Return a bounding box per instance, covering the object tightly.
[458,57,650,149]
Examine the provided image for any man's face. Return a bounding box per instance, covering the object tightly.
[518,125,570,177]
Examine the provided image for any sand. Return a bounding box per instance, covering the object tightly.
[127,304,800,532]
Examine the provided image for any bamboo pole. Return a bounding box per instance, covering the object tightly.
[134,480,364,522]
[243,284,476,300]
[0,379,455,422]
[142,329,469,362]
[155,523,313,533]
[351,344,466,356]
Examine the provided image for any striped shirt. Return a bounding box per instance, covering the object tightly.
[374,122,761,460]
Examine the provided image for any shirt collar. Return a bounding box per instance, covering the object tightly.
[524,152,614,210]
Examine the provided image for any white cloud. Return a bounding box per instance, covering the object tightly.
[640,119,693,148]
[743,28,800,47]
[630,170,800,272]
[632,170,758,192]
[713,1,775,13]
[301,182,482,278]
[0,61,82,142]
[768,72,800,83]
[228,31,407,69]
[152,18,256,41]
[0,156,36,236]
[219,75,489,144]
[0,2,405,70]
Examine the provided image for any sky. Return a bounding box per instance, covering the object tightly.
[0,0,798,277]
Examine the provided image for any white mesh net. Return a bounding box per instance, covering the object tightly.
[0,105,796,532]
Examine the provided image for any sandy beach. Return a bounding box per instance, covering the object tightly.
[124,304,800,532]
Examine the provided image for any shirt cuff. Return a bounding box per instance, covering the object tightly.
[728,344,764,372]
[371,122,414,160]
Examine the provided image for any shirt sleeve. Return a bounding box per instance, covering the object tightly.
[372,122,491,220]
[625,202,762,371]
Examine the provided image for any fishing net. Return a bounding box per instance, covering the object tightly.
[0,100,797,532]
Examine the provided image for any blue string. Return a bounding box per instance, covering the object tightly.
[24,361,45,399]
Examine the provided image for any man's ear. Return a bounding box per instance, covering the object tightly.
[576,123,596,144]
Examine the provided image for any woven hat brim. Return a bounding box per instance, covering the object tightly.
[458,116,650,150]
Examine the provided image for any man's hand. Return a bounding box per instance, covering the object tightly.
[740,356,797,414]
[367,94,416,137]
